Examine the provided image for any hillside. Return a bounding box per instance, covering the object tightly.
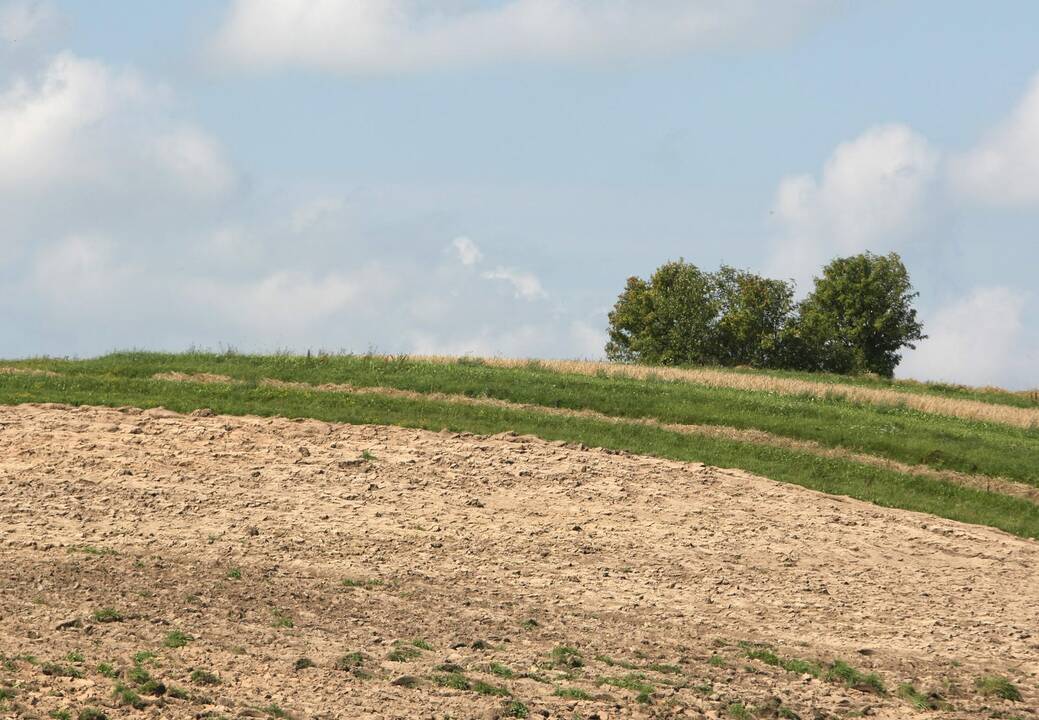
[0,354,1037,718]
[2,352,1038,538]
[0,403,1036,719]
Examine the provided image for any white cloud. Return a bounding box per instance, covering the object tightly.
[193,267,397,336]
[150,126,236,198]
[31,234,135,312]
[451,236,482,266]
[769,124,939,288]
[899,287,1034,389]
[0,0,59,46]
[213,0,838,74]
[410,319,602,359]
[950,72,1039,207]
[0,52,233,198]
[482,266,547,300]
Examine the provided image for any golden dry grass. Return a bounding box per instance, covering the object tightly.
[410,356,1039,430]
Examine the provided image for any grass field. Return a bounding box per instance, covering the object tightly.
[2,351,1038,540]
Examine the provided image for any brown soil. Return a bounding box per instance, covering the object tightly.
[257,377,1039,504]
[1,404,1036,720]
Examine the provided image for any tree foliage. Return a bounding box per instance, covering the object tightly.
[606,252,925,377]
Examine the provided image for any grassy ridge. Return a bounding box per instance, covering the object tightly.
[1,369,1038,540]
[10,352,1039,485]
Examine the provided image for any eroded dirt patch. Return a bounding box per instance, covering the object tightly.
[0,404,1036,719]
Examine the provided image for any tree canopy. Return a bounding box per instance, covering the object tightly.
[606,252,925,377]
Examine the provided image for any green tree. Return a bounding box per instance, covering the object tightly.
[787,252,925,377]
[712,266,796,367]
[605,260,719,365]
[605,261,796,367]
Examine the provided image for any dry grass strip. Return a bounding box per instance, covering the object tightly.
[254,377,1039,504]
[0,366,60,377]
[408,356,1039,430]
[152,371,241,384]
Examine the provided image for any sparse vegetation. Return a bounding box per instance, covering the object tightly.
[270,608,294,628]
[975,675,1021,701]
[472,679,510,697]
[92,607,123,623]
[825,660,886,694]
[163,629,193,648]
[551,645,584,669]
[190,668,220,686]
[432,672,471,691]
[503,700,529,718]
[553,686,593,700]
[334,652,365,671]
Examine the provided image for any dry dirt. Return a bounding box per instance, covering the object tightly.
[0,404,1036,720]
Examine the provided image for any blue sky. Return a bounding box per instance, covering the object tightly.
[2,1,1038,387]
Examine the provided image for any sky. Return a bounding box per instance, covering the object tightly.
[1,1,1038,388]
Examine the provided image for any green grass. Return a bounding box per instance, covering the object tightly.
[15,352,1039,484]
[825,660,886,695]
[975,675,1021,701]
[553,686,593,700]
[91,607,123,623]
[163,630,193,648]
[190,669,220,686]
[551,646,584,668]
[3,355,1039,539]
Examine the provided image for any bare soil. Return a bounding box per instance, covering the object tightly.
[0,404,1036,719]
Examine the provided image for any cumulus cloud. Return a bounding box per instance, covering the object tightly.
[32,234,130,308]
[451,236,483,266]
[410,319,603,359]
[0,52,233,199]
[192,268,397,336]
[950,72,1039,207]
[899,287,1035,389]
[482,266,547,301]
[769,124,940,288]
[213,0,838,74]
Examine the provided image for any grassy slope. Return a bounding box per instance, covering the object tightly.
[11,352,1039,485]
[1,363,1038,540]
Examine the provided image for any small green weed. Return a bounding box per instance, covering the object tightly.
[975,675,1021,701]
[503,700,529,718]
[490,662,514,678]
[133,651,156,665]
[112,683,147,709]
[551,646,583,669]
[727,703,753,720]
[334,652,365,671]
[412,639,433,651]
[826,660,886,694]
[190,668,220,686]
[92,608,123,623]
[77,709,108,720]
[472,680,510,697]
[598,673,654,695]
[342,577,383,589]
[227,566,242,580]
[97,661,118,678]
[387,644,422,662]
[708,654,726,668]
[432,673,471,691]
[270,608,294,628]
[293,657,315,671]
[164,630,193,648]
[40,662,83,678]
[65,650,84,663]
[553,686,592,700]
[48,711,71,720]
